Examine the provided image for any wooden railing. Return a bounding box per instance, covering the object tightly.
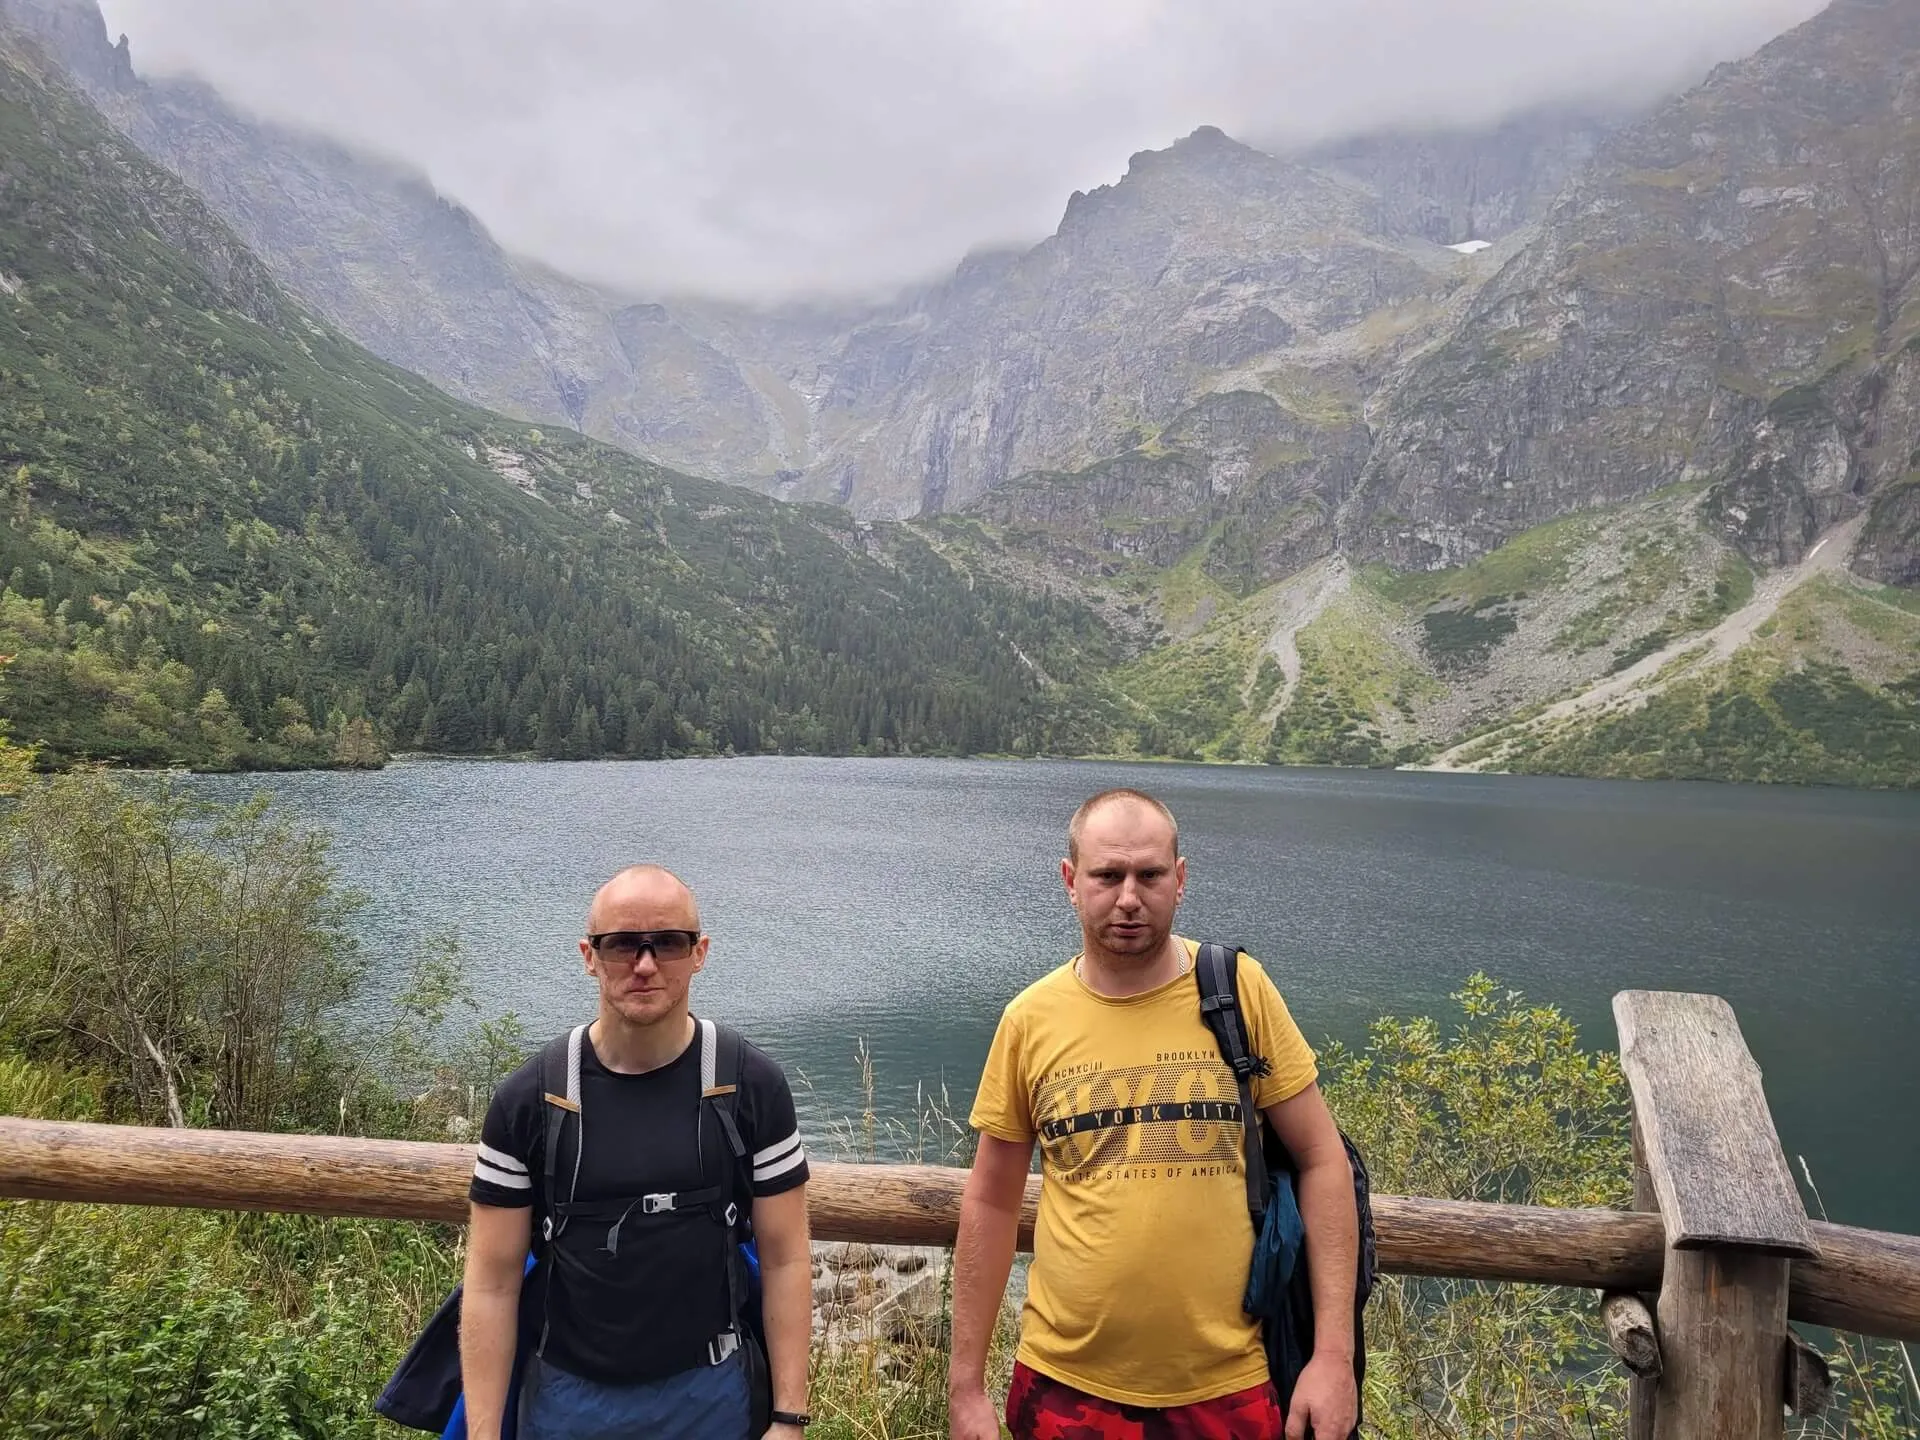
[2,990,1917,1438]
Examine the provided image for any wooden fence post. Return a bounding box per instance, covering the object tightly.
[1614,992,1817,1440]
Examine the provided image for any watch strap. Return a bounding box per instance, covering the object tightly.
[770,1410,811,1428]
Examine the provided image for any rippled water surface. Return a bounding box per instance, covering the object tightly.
[194,758,1920,1234]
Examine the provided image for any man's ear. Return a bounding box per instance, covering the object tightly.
[690,935,711,975]
[1060,857,1077,905]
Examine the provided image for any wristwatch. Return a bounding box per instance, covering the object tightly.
[770,1410,811,1428]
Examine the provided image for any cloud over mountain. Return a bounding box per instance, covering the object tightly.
[99,0,1821,299]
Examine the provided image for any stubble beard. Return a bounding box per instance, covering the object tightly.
[606,984,681,1029]
[1092,918,1173,966]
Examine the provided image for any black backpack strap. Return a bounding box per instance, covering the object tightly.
[700,1019,760,1361]
[698,1017,753,1228]
[533,1023,587,1361]
[1194,942,1271,1221]
[701,1022,773,1440]
[538,1024,589,1240]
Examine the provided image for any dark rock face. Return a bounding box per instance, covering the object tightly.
[1305,108,1619,245]
[1344,0,1920,582]
[1186,308,1297,368]
[977,391,1370,589]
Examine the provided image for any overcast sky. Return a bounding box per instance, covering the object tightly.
[97,0,1824,301]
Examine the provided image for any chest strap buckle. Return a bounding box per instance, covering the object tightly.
[641,1192,677,1214]
[708,1328,740,1365]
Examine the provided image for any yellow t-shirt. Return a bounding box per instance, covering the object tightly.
[968,939,1319,1408]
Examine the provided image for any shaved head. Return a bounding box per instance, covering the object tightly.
[587,864,701,934]
[1068,789,1180,864]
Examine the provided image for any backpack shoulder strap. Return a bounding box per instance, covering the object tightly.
[539,1023,589,1234]
[699,1019,761,1350]
[702,1019,751,1221]
[1194,942,1270,1220]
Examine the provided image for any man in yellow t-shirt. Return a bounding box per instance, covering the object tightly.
[948,789,1359,1440]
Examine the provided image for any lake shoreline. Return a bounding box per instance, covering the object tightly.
[26,744,1919,794]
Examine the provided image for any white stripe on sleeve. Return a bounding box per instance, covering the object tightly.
[752,1131,801,1168]
[477,1142,528,1175]
[473,1158,532,1190]
[753,1145,807,1184]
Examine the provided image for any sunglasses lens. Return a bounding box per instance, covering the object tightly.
[598,934,641,963]
[650,932,693,962]
[595,931,695,963]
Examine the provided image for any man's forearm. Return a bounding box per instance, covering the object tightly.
[761,1251,812,1414]
[1298,1150,1359,1360]
[458,1285,521,1440]
[948,1194,1019,1395]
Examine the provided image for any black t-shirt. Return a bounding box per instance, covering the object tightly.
[470,1021,809,1384]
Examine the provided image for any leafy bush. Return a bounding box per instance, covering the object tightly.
[1321,977,1632,1438]
[0,1195,462,1440]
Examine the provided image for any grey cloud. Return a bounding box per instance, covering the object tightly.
[97,0,1826,301]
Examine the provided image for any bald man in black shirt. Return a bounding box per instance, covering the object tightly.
[462,865,813,1440]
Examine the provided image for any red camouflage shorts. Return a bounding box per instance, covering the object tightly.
[1005,1361,1284,1440]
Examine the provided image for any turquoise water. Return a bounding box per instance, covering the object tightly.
[194,758,1920,1236]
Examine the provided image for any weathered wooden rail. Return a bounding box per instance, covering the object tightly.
[2,990,1917,1438]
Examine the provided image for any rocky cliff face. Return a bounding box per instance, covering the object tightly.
[1342,0,1920,585]
[770,126,1455,516]
[977,389,1371,589]
[1303,107,1617,246]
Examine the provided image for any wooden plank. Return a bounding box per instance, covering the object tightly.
[1654,1247,1790,1440]
[3,1119,1918,1339]
[1601,1291,1662,1379]
[1613,991,1814,1255]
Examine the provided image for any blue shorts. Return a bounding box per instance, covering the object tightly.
[518,1349,752,1440]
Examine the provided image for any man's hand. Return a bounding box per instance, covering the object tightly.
[1284,1352,1358,1440]
[949,1383,1002,1440]
[763,1425,808,1440]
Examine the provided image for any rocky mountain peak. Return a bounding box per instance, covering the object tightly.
[0,0,118,88]
[1129,123,1265,174]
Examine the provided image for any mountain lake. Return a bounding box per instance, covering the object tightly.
[190,757,1920,1237]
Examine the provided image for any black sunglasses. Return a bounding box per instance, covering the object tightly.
[587,929,701,964]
